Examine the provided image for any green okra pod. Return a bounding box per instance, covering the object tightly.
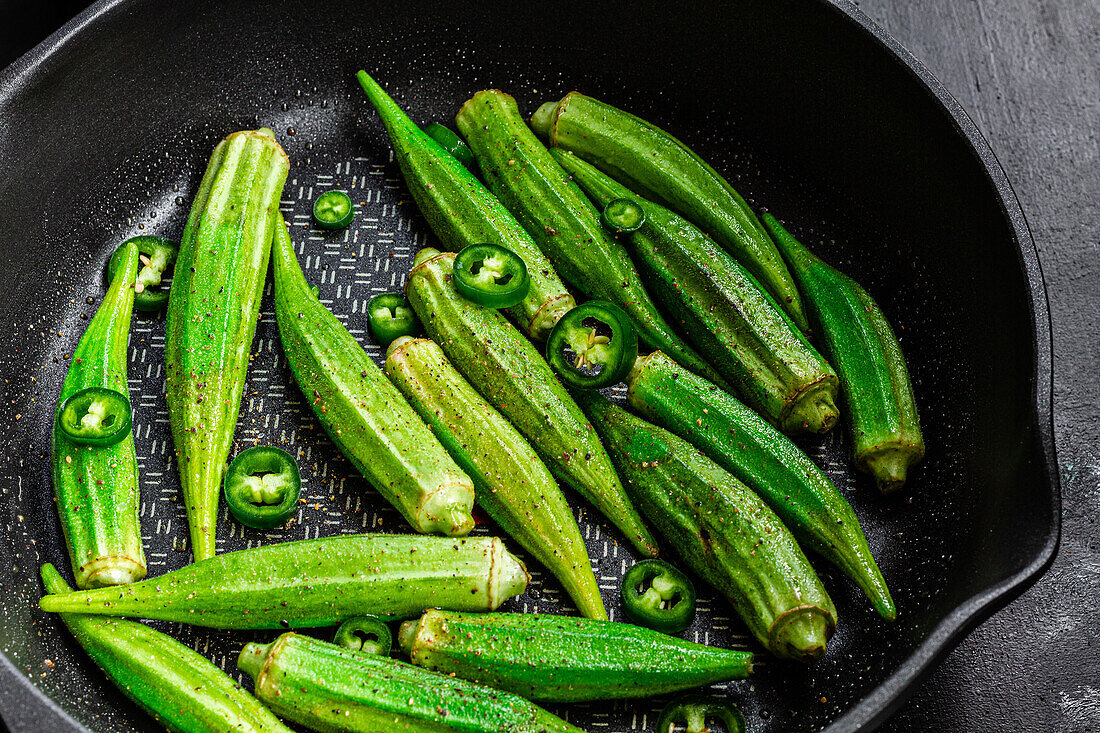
[52,243,145,589]
[39,534,528,629]
[531,92,808,332]
[357,72,574,339]
[576,391,836,662]
[238,632,585,733]
[455,89,725,387]
[627,351,894,620]
[41,564,291,733]
[405,248,658,557]
[165,127,290,561]
[762,214,925,493]
[273,215,476,536]
[558,150,839,434]
[385,336,606,619]
[398,609,753,702]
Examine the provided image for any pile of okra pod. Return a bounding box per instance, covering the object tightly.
[39,71,924,733]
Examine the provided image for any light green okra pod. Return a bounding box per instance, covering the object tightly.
[399,609,753,702]
[165,127,290,561]
[273,215,476,536]
[52,242,145,589]
[39,534,528,628]
[238,633,586,733]
[763,214,924,493]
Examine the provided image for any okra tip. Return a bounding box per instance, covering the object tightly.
[82,559,146,589]
[863,449,917,495]
[412,247,445,268]
[769,607,832,663]
[385,335,418,360]
[396,616,422,655]
[528,101,558,138]
[782,382,840,435]
[489,539,530,610]
[237,641,272,680]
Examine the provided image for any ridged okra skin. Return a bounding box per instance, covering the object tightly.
[41,564,291,733]
[356,71,574,339]
[165,127,289,561]
[385,336,605,619]
[405,248,657,557]
[238,633,585,733]
[627,352,895,621]
[399,609,753,702]
[763,214,925,493]
[52,243,145,589]
[273,216,476,536]
[576,392,836,662]
[39,534,528,628]
[557,150,839,435]
[455,89,725,387]
[530,91,808,332]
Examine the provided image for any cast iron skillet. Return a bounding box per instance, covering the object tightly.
[0,0,1058,731]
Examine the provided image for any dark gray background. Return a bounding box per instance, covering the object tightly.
[1,0,1096,731]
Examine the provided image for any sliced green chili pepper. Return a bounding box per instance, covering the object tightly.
[367,292,419,346]
[621,559,696,634]
[58,387,133,448]
[313,190,355,229]
[600,198,646,233]
[546,301,638,389]
[334,616,393,656]
[656,695,746,733]
[424,122,476,169]
[223,446,301,529]
[107,235,178,312]
[452,244,530,309]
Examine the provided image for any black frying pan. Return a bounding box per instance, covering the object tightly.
[0,1,1059,731]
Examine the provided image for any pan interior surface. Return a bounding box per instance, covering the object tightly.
[0,1,1056,731]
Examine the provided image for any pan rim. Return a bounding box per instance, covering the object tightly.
[0,1,1060,731]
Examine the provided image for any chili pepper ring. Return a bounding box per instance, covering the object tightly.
[621,559,697,634]
[546,301,639,389]
[223,446,302,529]
[452,243,530,309]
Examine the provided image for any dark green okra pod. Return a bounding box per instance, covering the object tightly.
[238,632,585,733]
[405,248,658,557]
[165,127,289,561]
[576,391,836,662]
[41,564,291,733]
[558,150,839,434]
[357,72,574,339]
[52,243,145,588]
[39,534,528,628]
[455,89,725,387]
[627,351,894,620]
[530,92,808,332]
[385,336,606,619]
[273,215,476,536]
[399,609,752,702]
[763,214,924,493]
